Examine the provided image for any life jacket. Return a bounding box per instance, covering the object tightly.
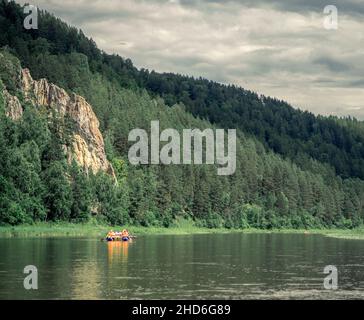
[121,230,129,237]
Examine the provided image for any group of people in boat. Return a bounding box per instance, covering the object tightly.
[106,229,131,241]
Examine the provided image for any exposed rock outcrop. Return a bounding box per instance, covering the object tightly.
[3,68,115,178]
[3,88,23,120]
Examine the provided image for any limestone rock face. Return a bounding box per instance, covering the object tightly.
[4,68,115,178]
[3,88,23,120]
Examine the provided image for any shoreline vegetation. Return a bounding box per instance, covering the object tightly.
[0,220,364,240]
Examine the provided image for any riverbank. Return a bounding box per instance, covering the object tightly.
[0,221,364,240]
[0,220,235,238]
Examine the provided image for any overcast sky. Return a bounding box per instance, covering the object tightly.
[17,0,364,119]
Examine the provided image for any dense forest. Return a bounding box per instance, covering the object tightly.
[0,0,363,229]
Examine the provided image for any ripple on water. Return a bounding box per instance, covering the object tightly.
[114,276,143,280]
[185,262,220,266]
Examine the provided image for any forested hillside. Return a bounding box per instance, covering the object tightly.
[2,0,363,180]
[0,0,363,229]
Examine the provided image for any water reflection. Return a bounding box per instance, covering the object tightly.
[107,241,130,264]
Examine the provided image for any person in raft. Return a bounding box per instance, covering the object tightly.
[106,230,115,241]
[121,229,130,240]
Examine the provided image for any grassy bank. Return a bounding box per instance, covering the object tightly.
[318,227,364,240]
[0,221,364,240]
[0,220,232,238]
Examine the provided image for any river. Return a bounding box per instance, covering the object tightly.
[0,233,363,299]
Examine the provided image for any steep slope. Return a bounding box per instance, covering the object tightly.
[137,72,364,180]
[1,49,364,228]
[3,60,114,177]
[1,0,362,179]
[0,51,123,225]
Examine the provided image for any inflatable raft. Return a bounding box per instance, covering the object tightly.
[106,236,130,242]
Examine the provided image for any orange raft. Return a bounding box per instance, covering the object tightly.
[106,230,131,242]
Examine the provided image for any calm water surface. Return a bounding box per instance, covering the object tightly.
[0,233,363,299]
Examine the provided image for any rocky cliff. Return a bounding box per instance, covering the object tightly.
[3,88,23,120]
[3,68,115,178]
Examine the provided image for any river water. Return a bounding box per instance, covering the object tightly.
[0,233,363,299]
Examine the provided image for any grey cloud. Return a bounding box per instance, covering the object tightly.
[15,0,364,119]
[348,79,364,88]
[178,0,364,17]
[313,56,351,73]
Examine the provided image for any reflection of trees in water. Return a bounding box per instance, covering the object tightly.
[70,240,102,299]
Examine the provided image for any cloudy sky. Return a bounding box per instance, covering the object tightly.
[17,0,364,118]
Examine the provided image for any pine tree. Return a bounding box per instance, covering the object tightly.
[70,161,91,222]
[42,161,72,221]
